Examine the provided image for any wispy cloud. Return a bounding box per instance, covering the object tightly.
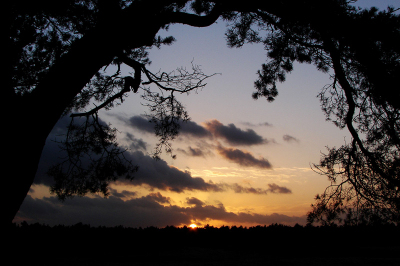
[220,183,291,194]
[241,122,273,127]
[282,135,300,143]
[177,146,212,157]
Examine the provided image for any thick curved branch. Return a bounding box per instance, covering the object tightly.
[166,4,222,27]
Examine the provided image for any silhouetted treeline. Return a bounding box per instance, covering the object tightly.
[10,222,400,249]
[8,222,400,265]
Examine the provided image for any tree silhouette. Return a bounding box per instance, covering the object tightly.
[304,6,400,225]
[223,1,400,225]
[5,0,400,225]
[5,0,221,225]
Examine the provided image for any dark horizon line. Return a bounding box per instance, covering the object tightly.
[11,220,400,230]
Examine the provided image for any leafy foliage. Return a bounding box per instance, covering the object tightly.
[9,1,96,95]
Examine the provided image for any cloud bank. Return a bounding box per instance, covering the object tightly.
[26,116,295,229]
[16,193,305,228]
[34,126,287,196]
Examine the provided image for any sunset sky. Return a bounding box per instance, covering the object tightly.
[14,0,399,228]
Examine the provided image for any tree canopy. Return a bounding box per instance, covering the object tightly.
[5,0,400,225]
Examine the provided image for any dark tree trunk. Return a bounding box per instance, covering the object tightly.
[3,35,117,226]
[4,123,47,226]
[3,7,162,225]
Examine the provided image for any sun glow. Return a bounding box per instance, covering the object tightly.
[189,224,197,229]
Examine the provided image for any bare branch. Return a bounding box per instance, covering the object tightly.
[142,62,220,94]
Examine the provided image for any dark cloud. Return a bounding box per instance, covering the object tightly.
[34,115,128,187]
[119,151,222,193]
[33,117,277,201]
[125,133,148,151]
[15,194,306,227]
[123,115,210,138]
[283,135,299,143]
[122,117,270,148]
[34,141,61,186]
[127,115,155,133]
[34,117,79,186]
[120,151,278,194]
[186,197,205,206]
[109,188,137,198]
[34,116,209,190]
[205,120,267,146]
[217,146,272,169]
[34,132,279,196]
[15,194,189,227]
[267,183,292,194]
[146,192,171,204]
[179,120,211,138]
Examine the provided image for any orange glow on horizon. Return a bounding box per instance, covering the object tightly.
[189,224,197,229]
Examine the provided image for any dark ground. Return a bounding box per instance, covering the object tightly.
[7,223,400,265]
